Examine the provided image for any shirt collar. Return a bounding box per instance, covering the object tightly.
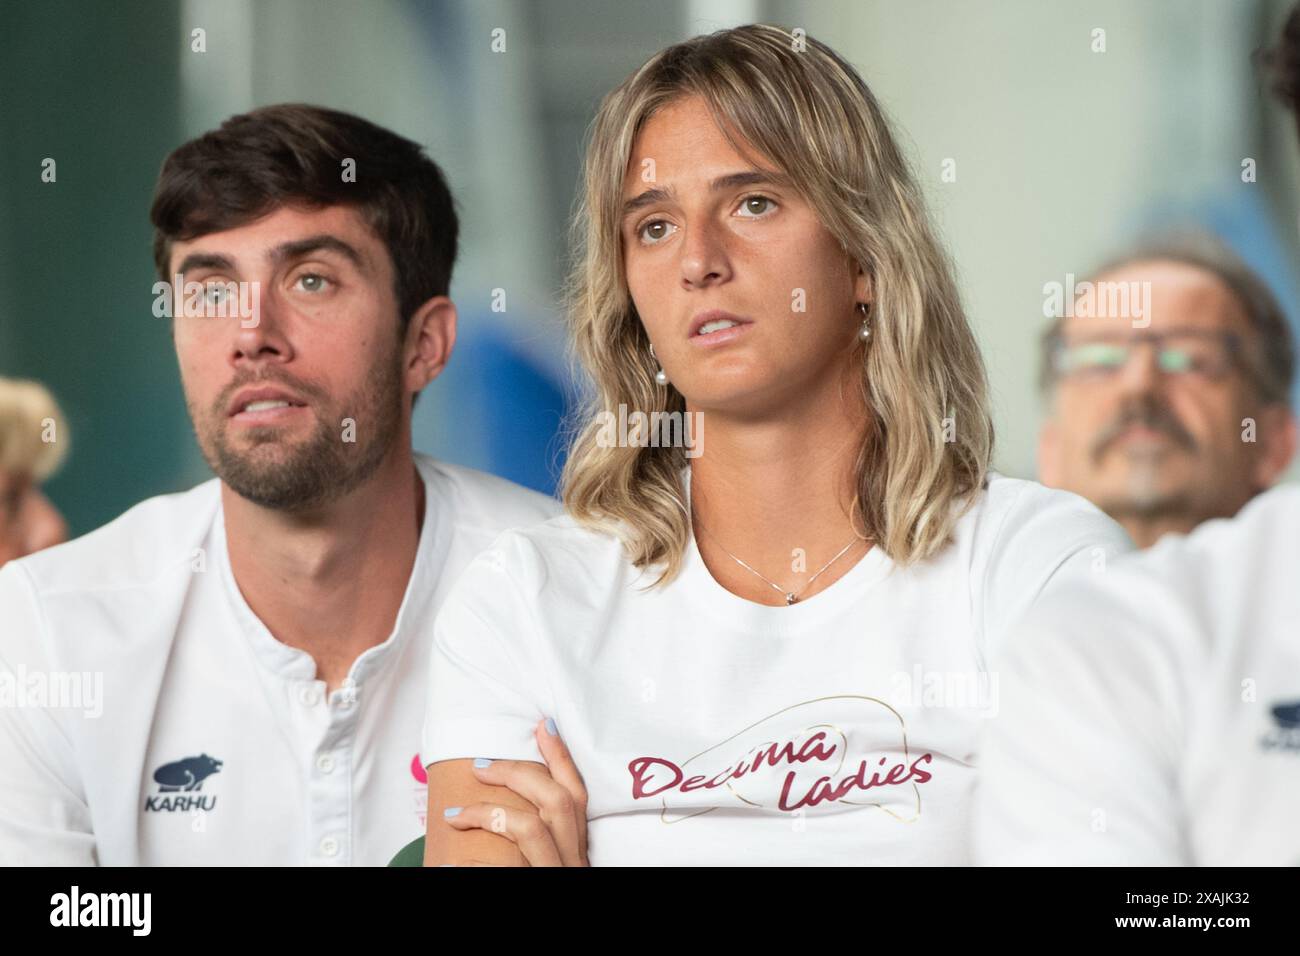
[213,460,444,684]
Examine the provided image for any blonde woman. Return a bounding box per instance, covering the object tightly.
[421,25,1131,865]
[0,377,68,568]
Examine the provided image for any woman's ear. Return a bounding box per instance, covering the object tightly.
[853,261,874,309]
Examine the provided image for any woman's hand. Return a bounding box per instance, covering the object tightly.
[440,717,590,866]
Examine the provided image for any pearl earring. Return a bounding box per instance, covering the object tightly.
[649,343,669,386]
[857,302,872,341]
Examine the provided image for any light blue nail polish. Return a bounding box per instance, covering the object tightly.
[545,717,559,736]
[473,757,492,768]
[444,806,462,817]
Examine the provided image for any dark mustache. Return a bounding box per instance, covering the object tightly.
[1089,399,1197,463]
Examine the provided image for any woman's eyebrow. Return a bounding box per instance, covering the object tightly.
[621,170,792,220]
[709,170,790,192]
[622,185,674,219]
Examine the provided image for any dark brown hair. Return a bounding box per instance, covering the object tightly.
[150,103,458,328]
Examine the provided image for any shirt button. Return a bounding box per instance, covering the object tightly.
[316,753,335,774]
[319,836,339,857]
[298,685,320,707]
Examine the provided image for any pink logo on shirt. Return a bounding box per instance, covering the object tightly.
[627,696,933,820]
[410,753,428,784]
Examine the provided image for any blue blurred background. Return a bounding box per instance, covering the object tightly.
[3,0,1299,536]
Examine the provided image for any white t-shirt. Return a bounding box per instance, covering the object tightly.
[972,483,1300,866]
[421,471,1132,865]
[0,453,559,866]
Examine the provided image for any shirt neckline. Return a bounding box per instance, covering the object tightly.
[675,466,893,627]
[214,456,444,684]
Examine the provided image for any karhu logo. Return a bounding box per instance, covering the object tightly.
[144,753,223,812]
[1260,701,1300,753]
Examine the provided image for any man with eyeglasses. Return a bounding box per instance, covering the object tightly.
[972,19,1300,865]
[1036,235,1297,546]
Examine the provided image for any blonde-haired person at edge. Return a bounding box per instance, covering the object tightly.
[0,377,68,568]
[419,25,1132,866]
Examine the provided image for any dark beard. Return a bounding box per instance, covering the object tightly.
[194,350,404,512]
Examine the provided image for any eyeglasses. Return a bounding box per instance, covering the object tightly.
[1050,329,1244,382]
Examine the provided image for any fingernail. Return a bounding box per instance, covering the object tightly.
[473,757,492,768]
[439,864,456,867]
[443,806,462,817]
[545,717,558,736]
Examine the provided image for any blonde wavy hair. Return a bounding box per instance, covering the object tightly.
[562,24,992,585]
[0,377,68,481]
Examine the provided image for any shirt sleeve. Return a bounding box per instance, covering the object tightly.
[421,540,552,769]
[971,558,1191,865]
[978,481,1134,666]
[0,563,98,865]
